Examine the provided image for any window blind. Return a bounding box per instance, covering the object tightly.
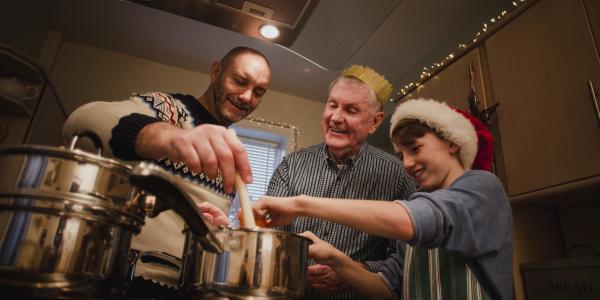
[238,136,284,201]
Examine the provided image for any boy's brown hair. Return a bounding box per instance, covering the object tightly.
[391,118,443,148]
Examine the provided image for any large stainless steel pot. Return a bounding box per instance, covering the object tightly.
[0,131,145,298]
[181,228,310,299]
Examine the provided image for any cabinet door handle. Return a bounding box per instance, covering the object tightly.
[588,80,600,127]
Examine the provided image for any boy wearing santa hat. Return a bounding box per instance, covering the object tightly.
[253,98,513,300]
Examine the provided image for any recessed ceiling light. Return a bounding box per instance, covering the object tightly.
[259,24,280,39]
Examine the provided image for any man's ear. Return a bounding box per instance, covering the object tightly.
[210,61,221,82]
[369,111,385,134]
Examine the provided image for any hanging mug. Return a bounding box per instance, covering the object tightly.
[0,77,40,102]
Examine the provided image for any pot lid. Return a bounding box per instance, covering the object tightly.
[0,144,131,174]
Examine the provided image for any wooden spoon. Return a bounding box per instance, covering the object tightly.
[228,129,256,228]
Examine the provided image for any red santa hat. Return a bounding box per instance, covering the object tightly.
[389,98,494,171]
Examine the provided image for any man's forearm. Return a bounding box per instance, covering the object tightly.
[135,122,178,159]
[330,252,393,299]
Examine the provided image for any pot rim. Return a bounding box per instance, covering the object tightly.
[213,227,313,243]
[0,144,131,173]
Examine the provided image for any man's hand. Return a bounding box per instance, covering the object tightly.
[197,202,230,226]
[301,232,391,299]
[136,123,252,193]
[252,195,299,227]
[300,232,351,293]
[308,264,350,293]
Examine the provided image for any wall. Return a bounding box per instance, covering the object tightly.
[49,41,325,148]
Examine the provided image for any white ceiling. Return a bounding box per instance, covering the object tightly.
[48,0,512,103]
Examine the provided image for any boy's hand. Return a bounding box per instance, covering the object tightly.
[252,195,298,227]
[197,202,230,226]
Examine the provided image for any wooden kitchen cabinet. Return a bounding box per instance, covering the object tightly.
[401,48,508,182]
[484,0,600,197]
[403,48,488,111]
[373,49,490,154]
[582,0,600,52]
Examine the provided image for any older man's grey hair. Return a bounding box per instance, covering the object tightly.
[328,76,383,112]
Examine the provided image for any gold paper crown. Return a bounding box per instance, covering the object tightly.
[342,65,393,103]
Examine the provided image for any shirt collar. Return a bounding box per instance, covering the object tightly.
[320,142,368,167]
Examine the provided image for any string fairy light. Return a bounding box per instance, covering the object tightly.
[244,117,301,151]
[393,0,532,101]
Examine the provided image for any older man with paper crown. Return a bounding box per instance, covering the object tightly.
[263,65,415,299]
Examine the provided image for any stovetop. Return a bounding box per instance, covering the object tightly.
[124,276,180,299]
[125,278,264,300]
[3,277,291,300]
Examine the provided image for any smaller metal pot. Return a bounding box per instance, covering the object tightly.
[0,130,145,298]
[181,227,310,299]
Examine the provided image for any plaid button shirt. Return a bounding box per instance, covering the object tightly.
[267,142,416,300]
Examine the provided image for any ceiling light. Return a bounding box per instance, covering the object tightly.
[259,24,280,39]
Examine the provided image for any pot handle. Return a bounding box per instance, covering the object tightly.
[125,250,182,282]
[129,162,224,253]
[140,251,182,271]
[69,129,104,156]
[125,249,142,282]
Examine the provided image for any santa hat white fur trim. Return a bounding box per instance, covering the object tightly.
[389,98,478,170]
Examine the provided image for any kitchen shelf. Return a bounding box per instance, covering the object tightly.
[0,44,43,84]
[510,175,600,208]
[0,44,45,117]
[0,94,32,117]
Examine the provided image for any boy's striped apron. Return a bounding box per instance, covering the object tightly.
[403,246,491,300]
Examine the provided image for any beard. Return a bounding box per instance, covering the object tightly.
[213,80,252,123]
